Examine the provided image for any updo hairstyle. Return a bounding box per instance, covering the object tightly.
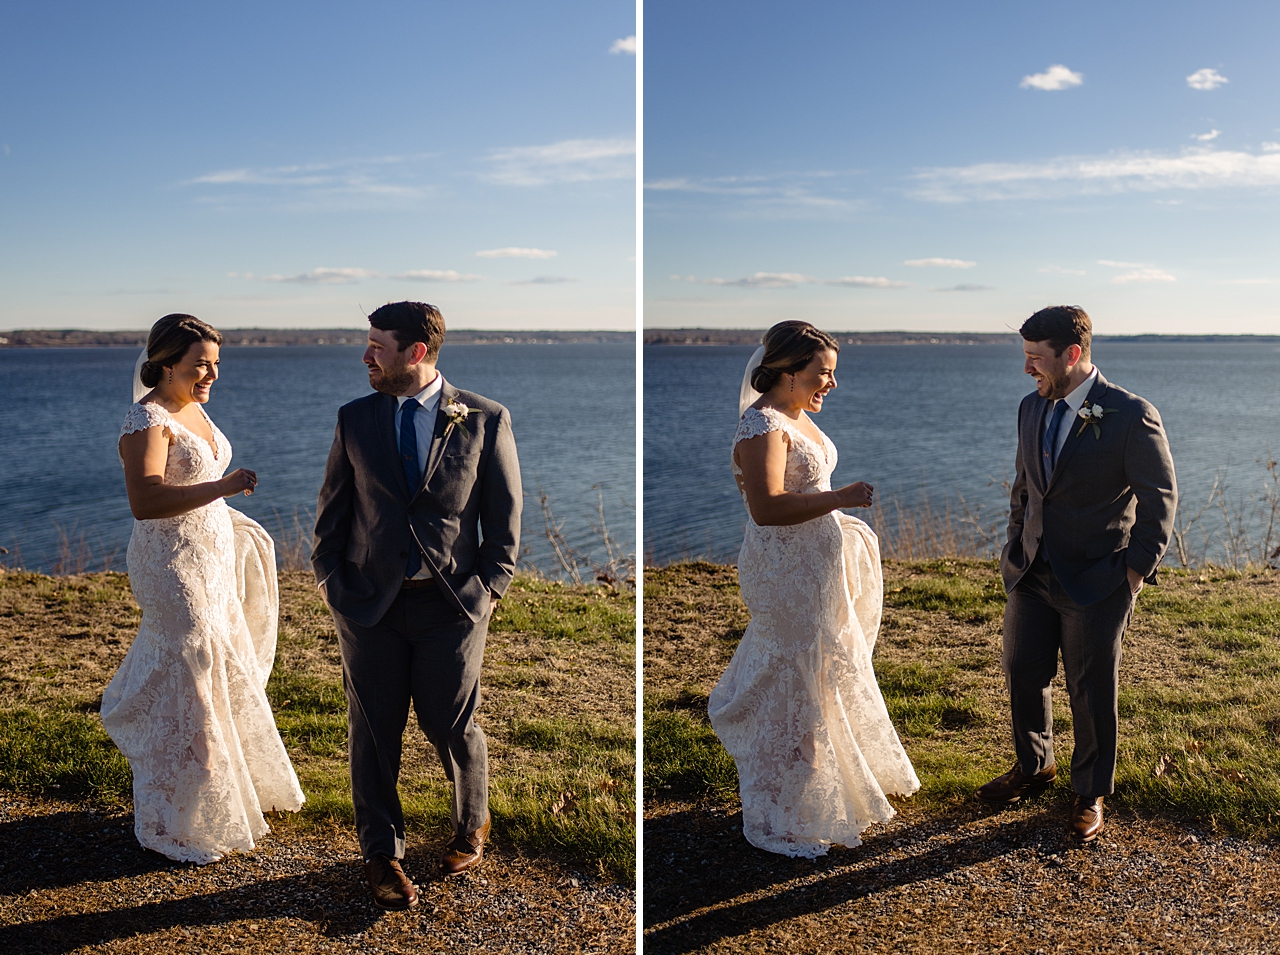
[749,321,840,394]
[139,314,223,388]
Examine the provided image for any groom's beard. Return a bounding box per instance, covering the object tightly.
[368,362,415,395]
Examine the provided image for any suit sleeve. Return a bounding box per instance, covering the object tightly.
[1006,399,1029,547]
[476,406,522,598]
[311,409,355,589]
[1123,401,1178,580]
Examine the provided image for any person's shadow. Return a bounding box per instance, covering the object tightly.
[0,808,382,953]
[643,800,1070,955]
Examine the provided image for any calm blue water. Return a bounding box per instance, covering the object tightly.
[644,341,1280,564]
[0,343,635,575]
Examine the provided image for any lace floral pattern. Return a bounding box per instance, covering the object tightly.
[710,406,920,858]
[102,402,304,864]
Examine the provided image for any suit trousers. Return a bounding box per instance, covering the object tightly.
[333,585,489,860]
[1002,558,1135,797]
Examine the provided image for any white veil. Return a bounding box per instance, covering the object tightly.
[131,347,150,403]
[738,344,765,418]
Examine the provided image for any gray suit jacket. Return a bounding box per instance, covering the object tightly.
[1000,371,1177,606]
[312,377,522,627]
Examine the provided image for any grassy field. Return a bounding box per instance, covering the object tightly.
[0,569,636,881]
[644,559,1280,836]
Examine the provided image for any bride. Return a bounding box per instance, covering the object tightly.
[708,320,919,858]
[102,313,304,863]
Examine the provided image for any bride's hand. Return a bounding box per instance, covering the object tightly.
[835,481,874,509]
[220,468,258,497]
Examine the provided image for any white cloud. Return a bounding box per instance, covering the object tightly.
[1097,259,1145,269]
[1020,64,1083,91]
[476,247,557,259]
[644,170,859,214]
[913,147,1280,201]
[1187,68,1228,91]
[702,272,814,289]
[1262,142,1280,152]
[504,276,577,285]
[1038,265,1087,275]
[826,276,910,288]
[1193,129,1221,142]
[187,154,431,206]
[393,269,483,283]
[903,257,976,269]
[610,36,636,55]
[259,267,377,285]
[932,284,994,292]
[484,138,635,186]
[1099,260,1176,283]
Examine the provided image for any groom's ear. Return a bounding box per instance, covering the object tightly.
[1063,343,1083,367]
[406,341,429,365]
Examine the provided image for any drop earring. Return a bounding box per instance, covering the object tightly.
[167,368,172,384]
[789,375,794,392]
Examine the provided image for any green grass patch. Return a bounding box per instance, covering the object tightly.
[489,578,634,643]
[0,707,131,802]
[643,702,738,801]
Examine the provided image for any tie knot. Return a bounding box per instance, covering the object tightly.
[402,397,419,416]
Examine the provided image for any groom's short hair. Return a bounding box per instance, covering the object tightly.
[368,302,446,360]
[1021,306,1091,359]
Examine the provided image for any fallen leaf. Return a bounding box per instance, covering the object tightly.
[1153,754,1169,778]
[1215,768,1248,783]
[550,790,578,816]
[1185,739,1205,754]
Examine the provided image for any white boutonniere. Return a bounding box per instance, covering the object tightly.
[1075,399,1118,438]
[441,398,481,437]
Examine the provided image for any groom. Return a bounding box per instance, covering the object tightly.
[312,301,521,910]
[978,306,1176,842]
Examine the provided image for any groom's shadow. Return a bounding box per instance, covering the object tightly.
[643,798,1067,955]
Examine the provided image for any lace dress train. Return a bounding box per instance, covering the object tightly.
[709,406,919,859]
[102,402,305,864]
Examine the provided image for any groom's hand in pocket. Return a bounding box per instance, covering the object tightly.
[1127,566,1145,597]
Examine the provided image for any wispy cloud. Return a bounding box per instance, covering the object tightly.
[645,170,860,214]
[826,276,910,288]
[259,267,377,285]
[483,138,634,186]
[1187,68,1228,91]
[504,276,577,285]
[1020,64,1082,91]
[187,154,432,207]
[1099,260,1176,283]
[476,247,557,259]
[932,284,994,292]
[1262,142,1280,152]
[913,147,1280,202]
[1193,129,1221,142]
[674,272,906,290]
[610,35,636,55]
[393,269,483,283]
[1039,265,1087,275]
[904,257,976,269]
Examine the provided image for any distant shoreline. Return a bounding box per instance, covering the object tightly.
[643,329,1280,346]
[0,328,635,348]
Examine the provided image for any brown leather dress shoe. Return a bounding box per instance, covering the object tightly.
[1069,795,1104,842]
[441,817,491,875]
[975,763,1057,805]
[364,854,418,911]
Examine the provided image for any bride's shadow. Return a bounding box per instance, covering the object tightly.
[644,800,1066,955]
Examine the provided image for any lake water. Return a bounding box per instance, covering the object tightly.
[0,343,635,576]
[644,341,1280,565]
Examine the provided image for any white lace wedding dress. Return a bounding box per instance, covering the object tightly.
[709,406,920,858]
[101,402,305,864]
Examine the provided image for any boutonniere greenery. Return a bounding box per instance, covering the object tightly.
[442,398,481,436]
[1075,399,1119,438]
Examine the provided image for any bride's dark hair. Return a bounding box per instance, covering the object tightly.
[140,314,223,387]
[750,321,840,393]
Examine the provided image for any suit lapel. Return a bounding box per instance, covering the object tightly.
[420,378,458,493]
[376,393,412,500]
[1047,371,1108,491]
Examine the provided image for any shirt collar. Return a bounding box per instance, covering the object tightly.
[1059,366,1099,413]
[396,372,443,412]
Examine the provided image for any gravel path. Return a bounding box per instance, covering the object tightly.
[0,792,635,954]
[645,795,1280,954]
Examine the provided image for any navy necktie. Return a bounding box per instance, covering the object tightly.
[1041,399,1069,486]
[399,398,422,577]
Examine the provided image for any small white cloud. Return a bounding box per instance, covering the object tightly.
[1262,142,1280,152]
[1020,65,1083,91]
[1193,129,1221,142]
[484,138,635,186]
[1187,68,1228,91]
[610,36,636,55]
[476,247,558,259]
[1038,265,1087,276]
[261,267,376,284]
[504,276,577,285]
[1097,259,1146,269]
[702,272,814,289]
[932,284,994,292]
[903,257,976,269]
[826,276,910,288]
[1112,268,1176,284]
[393,269,483,283]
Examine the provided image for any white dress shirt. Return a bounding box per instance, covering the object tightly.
[1050,366,1100,460]
[394,373,443,579]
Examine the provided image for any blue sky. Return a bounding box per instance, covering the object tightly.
[644,0,1280,334]
[0,2,635,331]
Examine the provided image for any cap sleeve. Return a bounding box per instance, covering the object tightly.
[120,402,170,438]
[734,406,789,446]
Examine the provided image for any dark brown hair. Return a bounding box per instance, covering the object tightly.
[140,313,223,387]
[750,320,840,393]
[1020,305,1092,359]
[368,301,446,361]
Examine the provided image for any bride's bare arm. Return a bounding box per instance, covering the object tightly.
[735,431,873,526]
[119,427,257,520]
